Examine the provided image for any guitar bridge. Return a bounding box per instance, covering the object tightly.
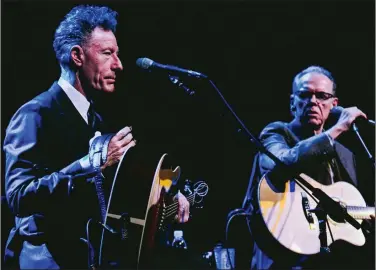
[301,192,316,230]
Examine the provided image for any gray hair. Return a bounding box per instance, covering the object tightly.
[292,65,337,94]
[53,5,118,68]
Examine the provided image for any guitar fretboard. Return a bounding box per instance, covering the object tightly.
[347,206,375,219]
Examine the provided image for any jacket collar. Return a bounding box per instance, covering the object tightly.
[48,82,89,127]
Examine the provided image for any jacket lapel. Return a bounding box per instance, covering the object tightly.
[48,82,89,129]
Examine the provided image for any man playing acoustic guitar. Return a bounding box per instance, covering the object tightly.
[3,5,190,269]
[245,66,374,269]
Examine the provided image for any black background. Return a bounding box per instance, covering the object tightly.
[2,0,375,264]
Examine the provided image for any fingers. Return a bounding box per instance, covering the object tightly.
[103,126,136,169]
[183,207,189,223]
[358,110,368,120]
[111,126,135,148]
[177,196,190,223]
[115,126,132,139]
[353,107,367,120]
[346,106,367,120]
[126,139,137,149]
[119,132,134,147]
[115,138,136,157]
[176,206,189,223]
[337,107,368,132]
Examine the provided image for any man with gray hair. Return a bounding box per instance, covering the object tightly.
[3,5,189,269]
[243,65,372,269]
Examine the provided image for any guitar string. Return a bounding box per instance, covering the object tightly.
[164,197,196,217]
[164,182,209,215]
[347,206,374,219]
[164,194,195,217]
[164,182,209,217]
[167,197,193,213]
[164,193,195,210]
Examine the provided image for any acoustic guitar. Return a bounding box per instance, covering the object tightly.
[251,172,374,260]
[105,151,208,268]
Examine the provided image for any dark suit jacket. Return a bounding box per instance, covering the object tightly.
[244,121,359,269]
[258,121,357,186]
[3,82,105,269]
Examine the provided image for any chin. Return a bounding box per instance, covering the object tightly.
[307,120,323,129]
[103,86,116,93]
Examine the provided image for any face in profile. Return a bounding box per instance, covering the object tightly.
[80,27,123,93]
[291,72,338,129]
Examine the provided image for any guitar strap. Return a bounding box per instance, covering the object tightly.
[88,133,115,222]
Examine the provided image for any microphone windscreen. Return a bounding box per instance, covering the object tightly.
[328,106,374,127]
[136,57,153,69]
[325,106,343,128]
[330,106,344,117]
[324,106,343,129]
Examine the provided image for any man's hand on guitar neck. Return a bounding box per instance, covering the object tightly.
[361,214,375,235]
[175,191,190,223]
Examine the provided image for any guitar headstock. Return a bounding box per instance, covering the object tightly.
[181,179,209,209]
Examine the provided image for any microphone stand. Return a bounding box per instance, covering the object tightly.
[352,123,375,168]
[168,73,361,232]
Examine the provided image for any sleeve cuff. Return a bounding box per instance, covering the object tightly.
[324,131,335,147]
[61,155,96,175]
[79,155,92,172]
[314,132,336,159]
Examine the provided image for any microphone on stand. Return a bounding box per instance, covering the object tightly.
[330,106,375,126]
[136,57,208,79]
[330,106,375,165]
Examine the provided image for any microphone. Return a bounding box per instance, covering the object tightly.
[330,106,375,126]
[136,57,208,79]
[331,106,375,165]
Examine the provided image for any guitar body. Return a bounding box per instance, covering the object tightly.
[251,173,369,261]
[105,147,207,269]
[137,153,181,268]
[103,148,182,269]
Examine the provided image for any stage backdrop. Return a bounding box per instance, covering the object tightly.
[2,0,375,261]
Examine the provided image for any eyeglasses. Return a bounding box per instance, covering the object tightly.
[295,90,335,101]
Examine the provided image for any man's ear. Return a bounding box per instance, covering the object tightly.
[70,45,84,67]
[331,97,339,109]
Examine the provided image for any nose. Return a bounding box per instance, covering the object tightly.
[309,93,318,103]
[112,54,123,71]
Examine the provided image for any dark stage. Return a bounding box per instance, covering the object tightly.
[2,0,375,268]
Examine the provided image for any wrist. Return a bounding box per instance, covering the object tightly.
[79,155,91,170]
[326,125,345,140]
[100,163,108,172]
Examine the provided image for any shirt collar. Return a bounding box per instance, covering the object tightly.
[58,77,90,124]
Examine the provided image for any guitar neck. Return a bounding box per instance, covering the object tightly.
[347,206,375,220]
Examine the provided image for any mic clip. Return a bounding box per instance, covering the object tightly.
[98,221,118,234]
[168,75,196,96]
